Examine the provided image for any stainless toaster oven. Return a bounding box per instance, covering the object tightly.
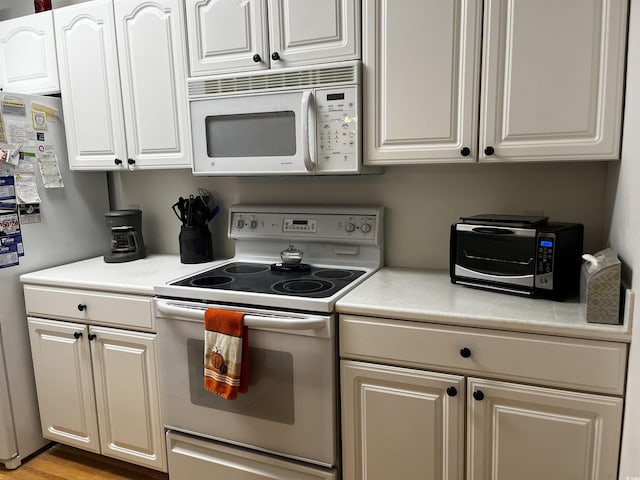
[450,215,584,300]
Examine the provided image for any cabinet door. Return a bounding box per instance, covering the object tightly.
[480,0,628,161]
[185,0,269,76]
[267,0,359,69]
[363,0,481,165]
[54,0,128,171]
[90,326,165,471]
[467,377,623,480]
[114,0,191,168]
[341,360,464,480]
[27,318,100,454]
[0,11,59,94]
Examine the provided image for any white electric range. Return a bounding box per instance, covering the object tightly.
[154,204,383,479]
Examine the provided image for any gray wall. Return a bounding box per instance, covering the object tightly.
[608,0,640,476]
[109,161,610,270]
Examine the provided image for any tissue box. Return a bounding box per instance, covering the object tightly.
[580,248,621,324]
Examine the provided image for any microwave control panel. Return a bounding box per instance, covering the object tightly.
[315,86,360,174]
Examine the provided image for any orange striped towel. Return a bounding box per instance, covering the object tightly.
[203,308,249,400]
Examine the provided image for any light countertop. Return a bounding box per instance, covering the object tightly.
[20,255,223,296]
[336,268,633,342]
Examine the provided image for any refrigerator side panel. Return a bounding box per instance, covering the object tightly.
[0,93,110,462]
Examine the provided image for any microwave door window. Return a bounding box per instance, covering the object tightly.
[205,112,297,158]
[457,231,536,276]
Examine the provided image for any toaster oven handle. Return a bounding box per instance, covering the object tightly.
[472,227,515,235]
[155,300,328,330]
[301,90,316,172]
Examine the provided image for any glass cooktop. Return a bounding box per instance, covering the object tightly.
[170,262,366,298]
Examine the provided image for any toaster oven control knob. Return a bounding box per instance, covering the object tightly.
[345,222,356,233]
[484,146,495,156]
[459,347,472,358]
[361,223,372,234]
[249,220,258,230]
[252,54,262,63]
[271,52,280,61]
[236,218,245,229]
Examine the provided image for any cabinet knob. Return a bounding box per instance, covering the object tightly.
[77,304,86,312]
[459,347,472,358]
[446,386,458,397]
[460,147,471,157]
[484,146,495,156]
[73,331,82,339]
[114,158,123,165]
[271,52,280,61]
[88,333,97,341]
[127,158,135,165]
[472,390,485,401]
[252,54,262,63]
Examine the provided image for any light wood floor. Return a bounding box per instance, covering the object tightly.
[0,444,168,480]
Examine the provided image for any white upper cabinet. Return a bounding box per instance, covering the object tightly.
[0,11,60,95]
[364,0,628,165]
[54,0,191,170]
[480,0,628,162]
[185,0,359,76]
[113,0,191,168]
[54,0,127,170]
[363,0,481,164]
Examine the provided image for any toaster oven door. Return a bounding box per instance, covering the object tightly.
[453,224,537,288]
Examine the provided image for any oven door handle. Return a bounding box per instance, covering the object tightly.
[155,300,328,330]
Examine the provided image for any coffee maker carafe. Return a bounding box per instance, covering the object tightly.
[104,209,146,263]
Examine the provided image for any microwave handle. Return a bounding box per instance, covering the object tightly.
[301,91,316,172]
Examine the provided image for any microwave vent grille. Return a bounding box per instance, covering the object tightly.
[188,63,359,98]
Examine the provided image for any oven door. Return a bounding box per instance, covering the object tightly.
[154,299,337,468]
[453,224,537,289]
[190,90,316,176]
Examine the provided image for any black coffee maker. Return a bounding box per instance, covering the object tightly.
[104,209,147,263]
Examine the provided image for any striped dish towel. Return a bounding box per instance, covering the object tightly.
[203,308,249,399]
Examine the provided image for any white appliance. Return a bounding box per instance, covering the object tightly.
[154,205,383,479]
[0,93,110,468]
[189,61,379,176]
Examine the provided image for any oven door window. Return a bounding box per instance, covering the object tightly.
[205,111,297,158]
[187,340,294,424]
[456,229,536,276]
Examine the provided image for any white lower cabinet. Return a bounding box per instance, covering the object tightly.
[340,315,626,480]
[467,377,622,480]
[341,361,465,480]
[27,318,166,471]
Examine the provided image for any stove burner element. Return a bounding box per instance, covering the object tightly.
[225,264,270,274]
[314,269,354,279]
[270,263,311,273]
[191,275,234,287]
[272,279,334,295]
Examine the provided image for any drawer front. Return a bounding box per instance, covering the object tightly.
[24,285,153,331]
[340,315,627,395]
[166,431,337,479]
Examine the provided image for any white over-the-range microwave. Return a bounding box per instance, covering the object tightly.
[188,61,379,176]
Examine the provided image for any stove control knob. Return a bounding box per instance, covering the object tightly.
[249,220,258,230]
[361,223,372,234]
[345,222,356,233]
[236,218,245,229]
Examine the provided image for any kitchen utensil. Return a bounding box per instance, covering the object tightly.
[280,244,304,265]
